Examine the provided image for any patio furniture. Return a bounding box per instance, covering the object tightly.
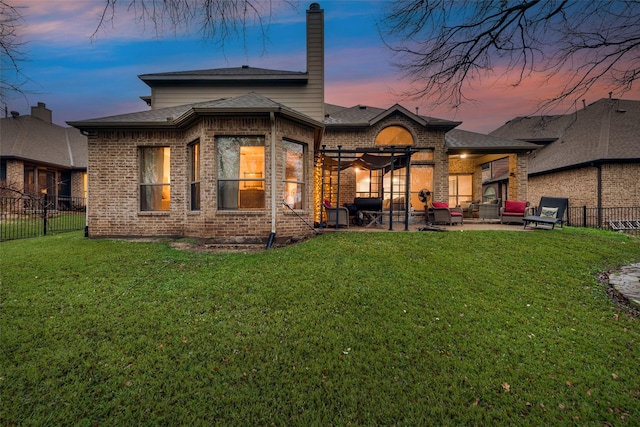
[431,201,464,225]
[478,199,501,220]
[500,200,530,224]
[323,200,349,228]
[351,197,383,226]
[523,197,569,229]
[462,200,481,218]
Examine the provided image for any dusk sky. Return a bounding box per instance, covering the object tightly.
[6,0,639,133]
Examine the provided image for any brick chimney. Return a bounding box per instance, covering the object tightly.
[31,102,52,124]
[306,3,324,121]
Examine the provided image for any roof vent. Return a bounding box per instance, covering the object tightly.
[10,111,19,118]
[242,65,249,69]
[359,105,367,110]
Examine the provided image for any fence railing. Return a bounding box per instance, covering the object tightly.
[566,205,640,236]
[0,195,86,241]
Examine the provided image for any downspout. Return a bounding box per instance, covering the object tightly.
[267,112,277,249]
[597,163,602,228]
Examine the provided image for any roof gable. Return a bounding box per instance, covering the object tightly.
[323,103,460,131]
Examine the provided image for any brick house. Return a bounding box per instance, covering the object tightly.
[1,102,87,202]
[490,98,640,211]
[69,3,539,243]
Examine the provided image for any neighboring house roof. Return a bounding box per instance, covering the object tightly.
[1,114,87,169]
[490,98,640,175]
[139,66,308,85]
[324,103,461,130]
[445,129,541,153]
[68,92,325,130]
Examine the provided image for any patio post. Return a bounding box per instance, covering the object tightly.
[404,146,411,231]
[389,146,395,231]
[336,145,342,229]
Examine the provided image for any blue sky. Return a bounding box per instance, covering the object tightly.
[6,0,638,133]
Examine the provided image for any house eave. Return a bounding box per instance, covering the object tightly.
[68,108,325,133]
[529,157,640,177]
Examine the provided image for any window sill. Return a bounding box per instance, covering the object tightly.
[138,211,170,216]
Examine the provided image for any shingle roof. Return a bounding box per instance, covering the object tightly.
[1,114,87,169]
[490,98,640,174]
[323,103,460,129]
[139,66,307,85]
[445,129,541,153]
[68,92,323,129]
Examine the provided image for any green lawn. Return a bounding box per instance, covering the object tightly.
[1,229,639,426]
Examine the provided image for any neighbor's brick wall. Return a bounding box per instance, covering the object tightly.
[601,163,640,207]
[88,115,316,243]
[529,163,640,209]
[71,171,85,199]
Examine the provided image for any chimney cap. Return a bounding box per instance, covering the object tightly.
[309,3,321,10]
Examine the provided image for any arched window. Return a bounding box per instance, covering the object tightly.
[375,125,413,146]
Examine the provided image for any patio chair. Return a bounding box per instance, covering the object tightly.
[431,201,463,225]
[323,200,349,228]
[523,197,569,229]
[478,199,501,220]
[500,200,530,224]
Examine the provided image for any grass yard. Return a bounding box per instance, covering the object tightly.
[1,228,640,425]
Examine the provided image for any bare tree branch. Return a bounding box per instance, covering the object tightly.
[382,0,640,112]
[0,0,28,102]
[93,0,295,54]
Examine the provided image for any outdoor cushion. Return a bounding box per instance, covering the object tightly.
[323,199,333,208]
[540,206,558,218]
[432,202,449,208]
[504,200,528,214]
[450,211,463,217]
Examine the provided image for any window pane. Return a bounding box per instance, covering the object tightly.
[190,142,200,210]
[410,166,433,208]
[140,147,170,211]
[217,136,265,210]
[283,141,305,209]
[412,150,434,161]
[375,126,413,146]
[140,185,170,211]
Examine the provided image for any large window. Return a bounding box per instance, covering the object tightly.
[190,141,200,211]
[448,174,472,207]
[283,140,305,209]
[139,147,170,211]
[217,136,265,210]
[375,126,413,146]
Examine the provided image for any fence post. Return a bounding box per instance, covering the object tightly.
[582,205,587,228]
[43,193,48,236]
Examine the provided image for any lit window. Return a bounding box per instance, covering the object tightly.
[217,136,265,210]
[448,174,472,207]
[375,126,413,146]
[139,147,170,211]
[283,140,305,209]
[190,141,200,211]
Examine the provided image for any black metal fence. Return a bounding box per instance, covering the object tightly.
[566,205,640,236]
[0,195,86,241]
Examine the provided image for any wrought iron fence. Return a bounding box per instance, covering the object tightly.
[0,195,86,241]
[566,205,640,236]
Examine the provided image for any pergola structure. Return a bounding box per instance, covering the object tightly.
[318,145,417,231]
